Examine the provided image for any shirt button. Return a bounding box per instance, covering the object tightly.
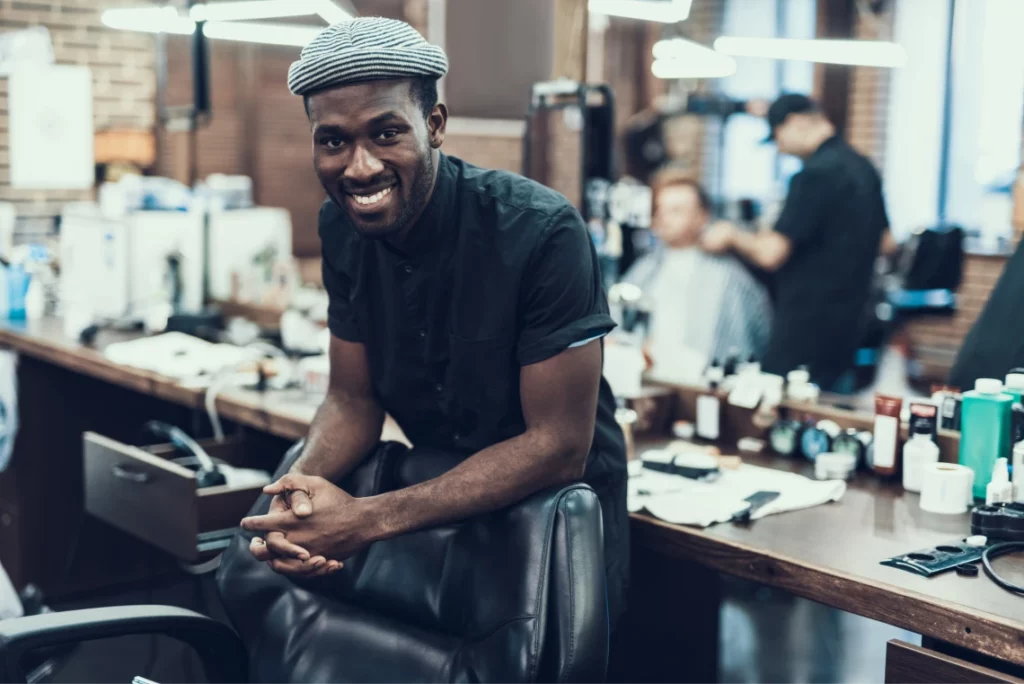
[417,329,427,340]
[453,433,461,443]
[403,264,414,274]
[435,383,444,394]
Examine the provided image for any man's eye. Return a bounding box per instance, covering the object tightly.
[321,138,343,149]
[377,129,399,141]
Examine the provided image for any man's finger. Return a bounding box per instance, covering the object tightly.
[264,531,310,560]
[309,559,344,578]
[241,511,293,533]
[263,473,313,496]
[269,556,326,577]
[287,490,314,517]
[249,537,274,562]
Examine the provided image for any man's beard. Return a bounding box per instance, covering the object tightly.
[356,152,435,240]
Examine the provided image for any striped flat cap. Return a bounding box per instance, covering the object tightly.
[288,17,449,96]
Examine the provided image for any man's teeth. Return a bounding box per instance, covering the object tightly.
[353,186,393,205]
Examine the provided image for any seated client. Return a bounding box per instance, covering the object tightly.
[622,172,772,377]
[240,17,629,627]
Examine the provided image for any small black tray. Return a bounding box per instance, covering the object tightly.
[880,540,984,577]
[971,503,1024,542]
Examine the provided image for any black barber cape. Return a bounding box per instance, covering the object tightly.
[763,136,889,388]
[319,153,629,624]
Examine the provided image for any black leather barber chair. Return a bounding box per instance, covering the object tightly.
[0,442,609,683]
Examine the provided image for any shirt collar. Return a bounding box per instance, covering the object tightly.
[810,135,843,160]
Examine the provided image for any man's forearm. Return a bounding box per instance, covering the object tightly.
[291,393,384,483]
[729,229,788,272]
[370,428,587,540]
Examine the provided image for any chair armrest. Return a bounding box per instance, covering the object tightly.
[0,606,247,684]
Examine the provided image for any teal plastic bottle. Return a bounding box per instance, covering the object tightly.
[959,378,1014,500]
[1004,372,1024,404]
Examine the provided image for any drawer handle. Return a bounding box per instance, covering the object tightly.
[112,464,153,484]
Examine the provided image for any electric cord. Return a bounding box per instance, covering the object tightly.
[205,342,294,442]
[981,542,1024,595]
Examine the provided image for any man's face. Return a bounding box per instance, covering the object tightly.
[307,80,447,240]
[773,113,812,157]
[652,184,707,248]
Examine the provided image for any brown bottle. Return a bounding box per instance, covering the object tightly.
[873,394,904,478]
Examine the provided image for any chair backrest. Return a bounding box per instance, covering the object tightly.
[216,442,609,683]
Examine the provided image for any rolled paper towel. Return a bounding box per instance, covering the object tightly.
[919,463,975,515]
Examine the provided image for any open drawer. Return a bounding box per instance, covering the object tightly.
[84,432,272,562]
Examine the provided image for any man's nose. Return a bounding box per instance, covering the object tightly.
[344,144,385,183]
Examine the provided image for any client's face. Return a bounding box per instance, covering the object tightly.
[653,185,707,249]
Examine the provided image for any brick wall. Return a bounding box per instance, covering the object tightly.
[686,0,725,185]
[0,0,156,223]
[845,9,893,169]
[156,38,326,256]
[443,129,522,173]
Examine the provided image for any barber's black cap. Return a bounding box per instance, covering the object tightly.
[763,93,819,143]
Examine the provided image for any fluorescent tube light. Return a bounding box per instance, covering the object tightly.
[190,1,324,22]
[202,21,322,47]
[103,2,351,38]
[316,0,354,24]
[588,0,691,23]
[101,7,196,35]
[713,37,908,68]
[651,38,736,78]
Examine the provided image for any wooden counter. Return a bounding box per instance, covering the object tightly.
[1,318,1023,678]
[0,317,405,443]
[629,446,1024,670]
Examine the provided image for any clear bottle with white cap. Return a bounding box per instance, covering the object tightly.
[986,458,1013,505]
[903,422,939,493]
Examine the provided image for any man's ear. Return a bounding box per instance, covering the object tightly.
[427,103,448,149]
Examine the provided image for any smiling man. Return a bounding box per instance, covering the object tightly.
[241,17,629,626]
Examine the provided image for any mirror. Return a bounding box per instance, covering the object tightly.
[593,0,1024,411]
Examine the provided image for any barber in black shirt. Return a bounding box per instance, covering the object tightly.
[701,94,890,389]
[240,18,629,624]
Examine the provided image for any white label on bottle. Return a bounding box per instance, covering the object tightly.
[874,415,899,468]
[697,394,721,440]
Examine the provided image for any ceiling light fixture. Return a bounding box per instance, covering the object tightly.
[651,37,736,78]
[189,0,325,22]
[202,21,322,47]
[102,1,352,46]
[713,36,908,68]
[101,6,196,34]
[315,0,353,24]
[588,0,691,24]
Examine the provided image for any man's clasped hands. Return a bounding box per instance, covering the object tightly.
[241,473,385,578]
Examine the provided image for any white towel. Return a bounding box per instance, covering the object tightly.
[0,560,22,620]
[628,457,847,528]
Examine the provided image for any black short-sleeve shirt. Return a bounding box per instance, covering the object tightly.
[319,153,629,623]
[763,136,889,387]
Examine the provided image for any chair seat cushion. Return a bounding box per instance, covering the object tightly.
[248,587,466,683]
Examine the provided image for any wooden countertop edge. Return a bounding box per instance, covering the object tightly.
[630,514,1024,667]
[0,328,196,405]
[0,327,312,439]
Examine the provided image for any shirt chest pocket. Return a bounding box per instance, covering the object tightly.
[447,334,518,441]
